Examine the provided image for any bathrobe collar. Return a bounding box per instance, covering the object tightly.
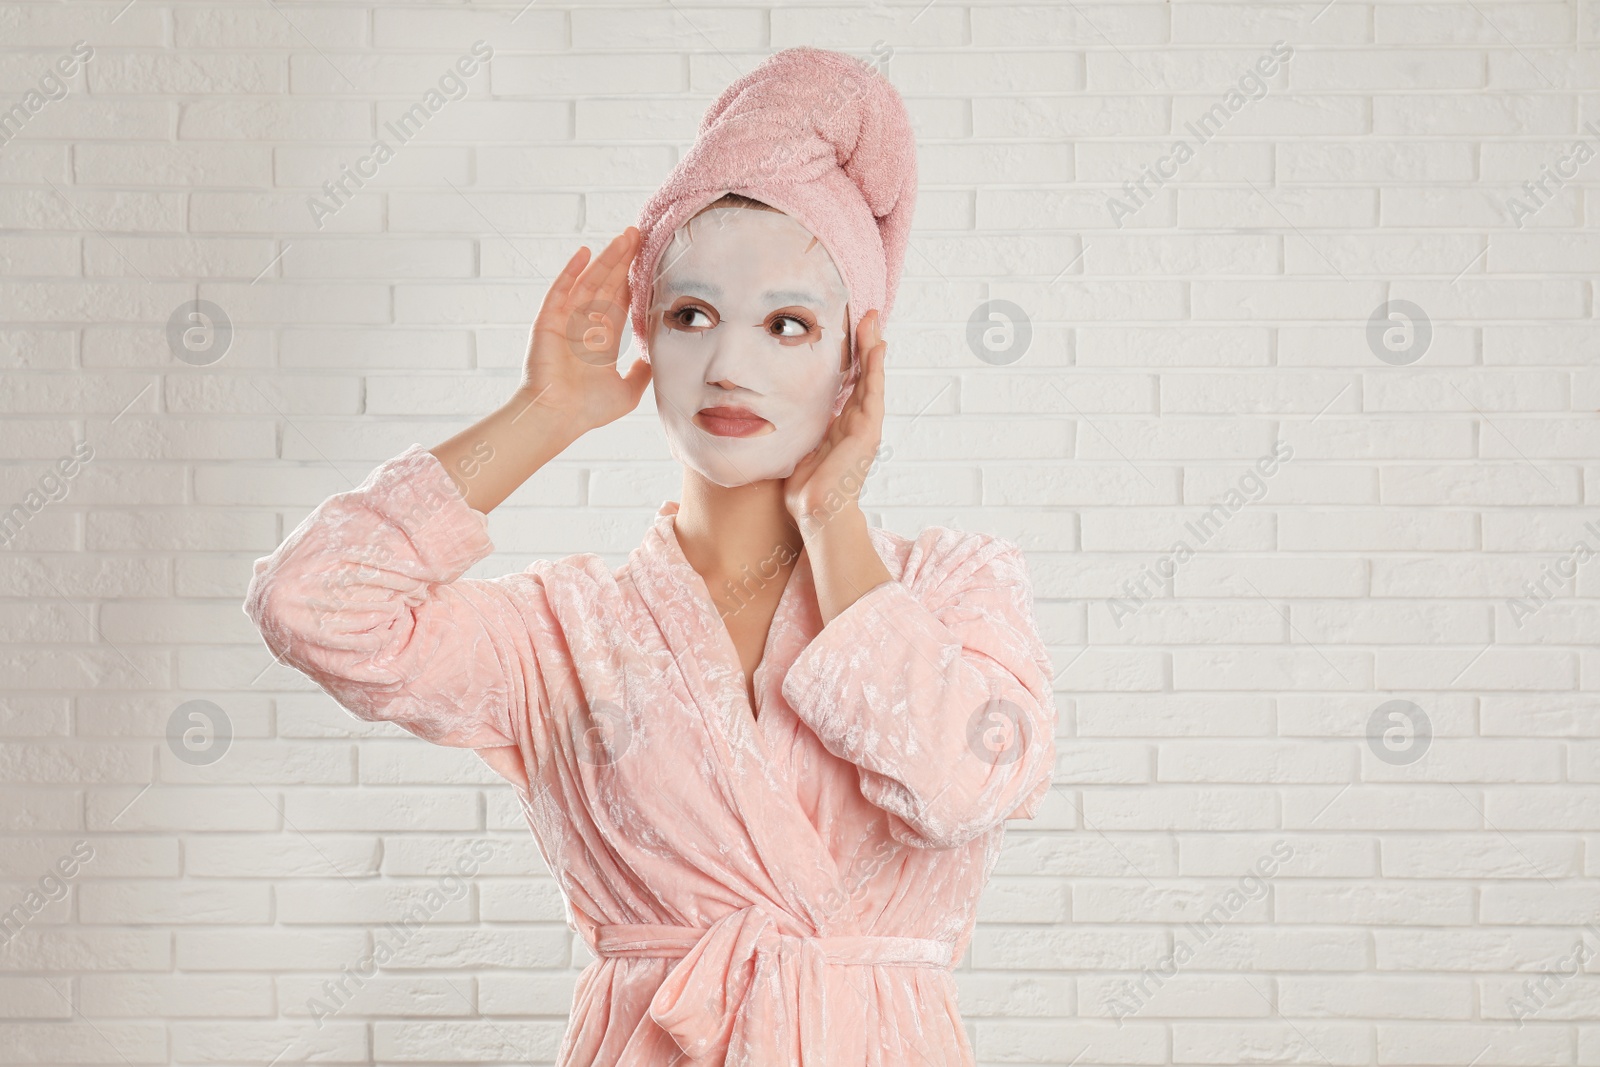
[633,501,817,730]
[626,500,857,935]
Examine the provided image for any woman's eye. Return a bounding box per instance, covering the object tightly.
[673,306,714,329]
[769,315,814,339]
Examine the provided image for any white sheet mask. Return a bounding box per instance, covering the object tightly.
[647,205,853,488]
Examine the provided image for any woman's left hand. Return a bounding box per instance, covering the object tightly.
[784,308,886,536]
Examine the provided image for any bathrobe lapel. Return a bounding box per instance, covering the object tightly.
[627,503,855,935]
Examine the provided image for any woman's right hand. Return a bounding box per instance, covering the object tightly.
[517,226,651,439]
[430,228,649,514]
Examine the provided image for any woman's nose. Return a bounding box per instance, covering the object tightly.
[700,327,763,389]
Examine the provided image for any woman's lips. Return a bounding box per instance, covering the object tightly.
[695,405,772,438]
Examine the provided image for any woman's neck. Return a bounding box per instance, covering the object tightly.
[672,469,804,612]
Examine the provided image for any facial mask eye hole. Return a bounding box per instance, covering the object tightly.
[767,311,820,343]
[665,303,716,332]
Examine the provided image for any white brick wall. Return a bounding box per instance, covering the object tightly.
[1,3,1596,1064]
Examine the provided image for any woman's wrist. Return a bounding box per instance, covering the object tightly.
[799,502,894,624]
[795,493,865,543]
[428,388,587,514]
[505,383,591,450]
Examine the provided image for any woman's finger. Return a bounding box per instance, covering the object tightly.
[573,228,635,310]
[600,227,639,300]
[536,245,591,327]
[864,339,886,423]
[851,311,884,425]
[595,238,637,346]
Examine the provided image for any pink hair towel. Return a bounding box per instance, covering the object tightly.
[627,46,918,389]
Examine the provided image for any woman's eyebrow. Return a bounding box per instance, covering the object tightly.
[662,278,721,299]
[663,278,823,307]
[763,288,823,306]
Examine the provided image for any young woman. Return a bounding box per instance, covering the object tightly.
[245,47,1055,1067]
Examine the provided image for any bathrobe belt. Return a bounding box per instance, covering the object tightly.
[594,904,954,1064]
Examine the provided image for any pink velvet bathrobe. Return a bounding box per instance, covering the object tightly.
[243,444,1057,1066]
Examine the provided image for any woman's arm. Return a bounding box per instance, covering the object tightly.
[432,227,650,513]
[782,309,1056,848]
[782,533,1058,850]
[784,309,894,622]
[244,444,527,750]
[427,387,582,516]
[243,228,647,752]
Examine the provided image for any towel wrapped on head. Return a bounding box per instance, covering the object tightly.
[628,44,918,407]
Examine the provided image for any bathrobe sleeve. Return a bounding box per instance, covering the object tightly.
[243,443,524,752]
[781,529,1057,850]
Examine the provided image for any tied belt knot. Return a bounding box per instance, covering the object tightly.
[593,904,954,1063]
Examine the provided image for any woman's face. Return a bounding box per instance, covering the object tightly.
[646,206,852,488]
